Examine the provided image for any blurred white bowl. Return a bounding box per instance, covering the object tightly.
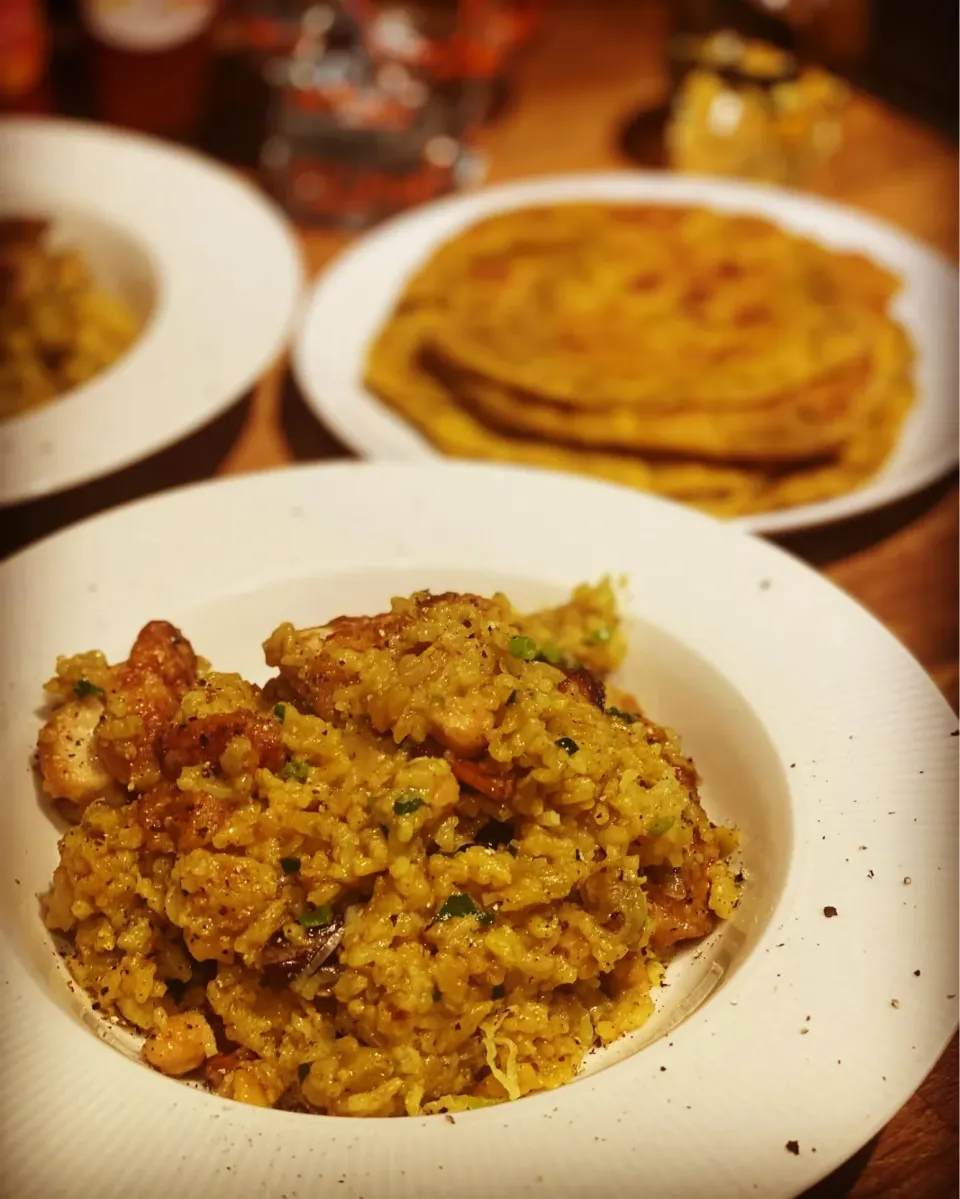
[0,117,305,506]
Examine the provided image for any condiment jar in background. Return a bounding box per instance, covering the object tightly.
[79,0,219,137]
[0,0,52,113]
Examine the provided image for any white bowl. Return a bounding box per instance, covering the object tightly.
[0,462,955,1198]
[0,117,305,505]
[292,172,959,535]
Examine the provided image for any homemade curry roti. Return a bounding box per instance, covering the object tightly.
[37,581,739,1117]
[364,202,916,517]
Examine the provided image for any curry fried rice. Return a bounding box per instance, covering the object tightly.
[37,581,740,1117]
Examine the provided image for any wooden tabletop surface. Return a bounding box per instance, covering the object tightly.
[7,2,957,1194]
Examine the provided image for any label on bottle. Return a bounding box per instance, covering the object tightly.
[80,0,216,54]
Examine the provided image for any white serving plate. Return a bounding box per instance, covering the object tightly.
[292,172,958,535]
[0,117,305,505]
[0,461,956,1198]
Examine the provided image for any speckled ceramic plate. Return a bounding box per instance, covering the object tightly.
[0,117,304,505]
[293,173,958,535]
[0,462,956,1199]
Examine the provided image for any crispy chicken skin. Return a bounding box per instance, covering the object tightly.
[38,620,198,802]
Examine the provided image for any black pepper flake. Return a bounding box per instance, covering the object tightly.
[445,1114,455,1125]
[786,1141,800,1156]
[823,906,838,918]
[914,970,921,977]
[867,870,874,879]
[555,736,579,755]
[491,984,506,999]
[659,1066,666,1072]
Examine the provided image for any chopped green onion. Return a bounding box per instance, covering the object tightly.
[555,737,579,755]
[491,984,506,1000]
[298,1063,311,1082]
[73,679,104,699]
[648,816,675,837]
[537,641,563,666]
[274,703,286,721]
[508,635,538,661]
[281,758,310,782]
[435,893,494,925]
[297,905,334,929]
[607,706,638,725]
[506,690,517,706]
[588,627,612,645]
[393,794,425,816]
[279,857,301,874]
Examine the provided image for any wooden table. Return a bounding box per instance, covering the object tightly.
[9,2,957,1194]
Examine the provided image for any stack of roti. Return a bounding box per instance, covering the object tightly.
[364,203,915,517]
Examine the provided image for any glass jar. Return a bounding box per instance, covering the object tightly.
[664,0,850,185]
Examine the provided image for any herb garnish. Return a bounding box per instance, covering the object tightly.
[281,758,309,782]
[606,706,638,724]
[393,794,425,816]
[537,641,563,666]
[555,737,579,755]
[280,857,301,874]
[434,893,494,925]
[507,635,538,661]
[647,816,674,837]
[274,703,286,721]
[74,679,104,699]
[491,984,506,1000]
[297,905,334,929]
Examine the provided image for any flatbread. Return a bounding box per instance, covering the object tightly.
[362,201,915,518]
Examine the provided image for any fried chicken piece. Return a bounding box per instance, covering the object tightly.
[36,695,116,806]
[38,620,198,802]
[447,754,516,801]
[159,711,285,779]
[135,781,231,854]
[645,861,715,952]
[95,621,198,791]
[558,668,606,711]
[264,592,501,754]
